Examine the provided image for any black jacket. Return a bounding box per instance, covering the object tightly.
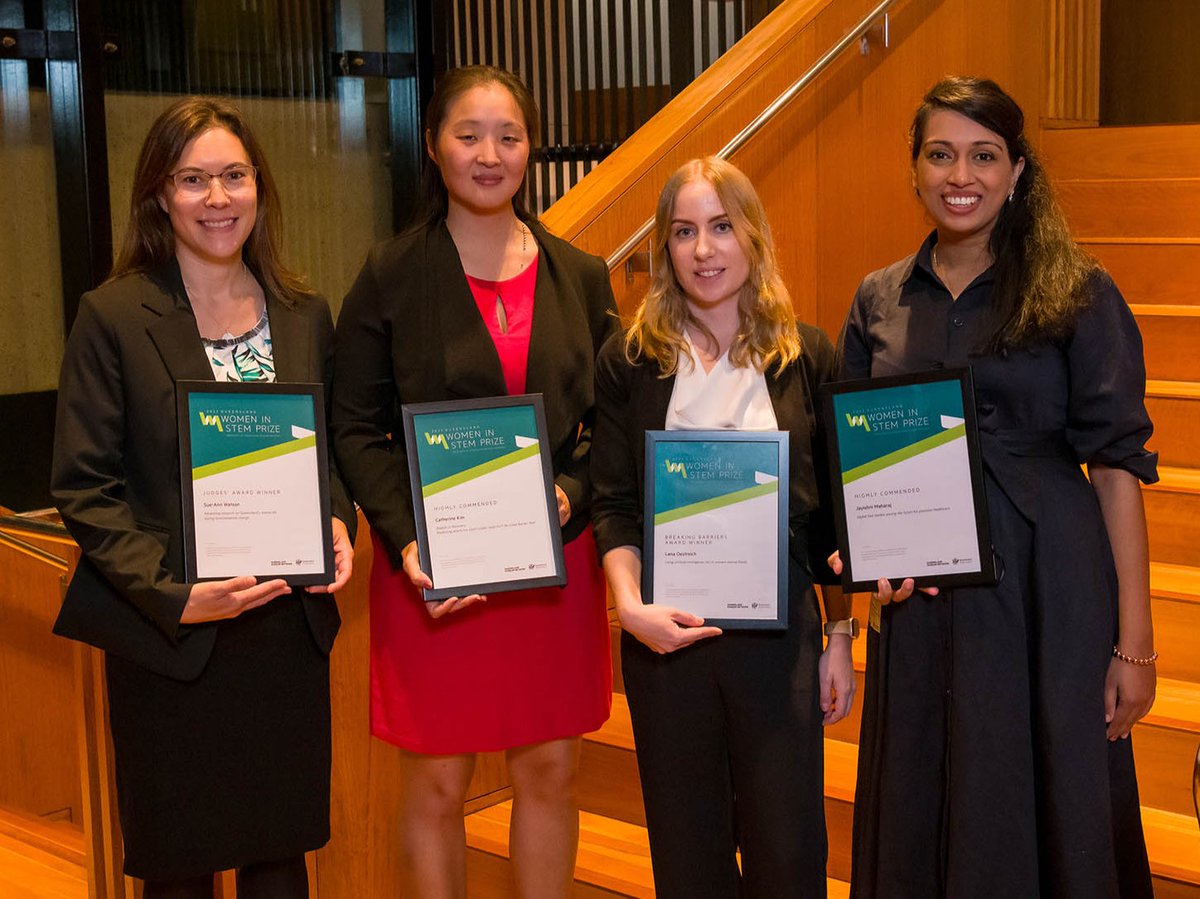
[52,260,356,680]
[331,220,617,568]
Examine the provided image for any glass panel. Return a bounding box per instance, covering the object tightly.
[101,0,393,317]
[0,1,64,512]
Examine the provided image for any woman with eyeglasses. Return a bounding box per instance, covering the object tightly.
[51,96,354,898]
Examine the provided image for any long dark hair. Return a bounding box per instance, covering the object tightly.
[414,65,541,229]
[110,96,310,306]
[911,76,1094,351]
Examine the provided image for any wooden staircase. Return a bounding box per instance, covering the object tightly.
[463,123,1200,896]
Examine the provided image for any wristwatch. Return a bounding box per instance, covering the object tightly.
[823,618,860,639]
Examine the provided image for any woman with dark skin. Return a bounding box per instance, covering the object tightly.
[836,76,1156,898]
[52,97,354,898]
[331,66,615,898]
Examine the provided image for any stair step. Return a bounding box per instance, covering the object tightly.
[1147,381,1200,468]
[464,800,851,898]
[1151,563,1200,682]
[1057,179,1200,240]
[1087,242,1200,308]
[1132,305,1200,381]
[1041,123,1200,182]
[1145,467,1200,565]
[1142,808,1200,891]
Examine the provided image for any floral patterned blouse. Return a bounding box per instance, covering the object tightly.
[201,307,275,382]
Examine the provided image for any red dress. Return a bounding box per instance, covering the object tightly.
[368,256,613,753]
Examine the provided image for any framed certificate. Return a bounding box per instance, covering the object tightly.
[643,431,789,630]
[177,381,335,585]
[820,368,995,592]
[402,394,566,600]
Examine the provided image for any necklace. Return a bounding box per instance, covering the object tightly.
[494,222,530,335]
[186,263,260,340]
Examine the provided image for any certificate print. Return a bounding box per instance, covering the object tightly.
[405,397,565,599]
[827,370,993,590]
[180,383,333,584]
[645,432,788,629]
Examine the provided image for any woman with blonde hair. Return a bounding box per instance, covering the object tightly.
[592,156,855,897]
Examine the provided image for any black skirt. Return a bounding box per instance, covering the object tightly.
[105,594,331,880]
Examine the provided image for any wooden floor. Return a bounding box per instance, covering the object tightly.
[0,809,87,899]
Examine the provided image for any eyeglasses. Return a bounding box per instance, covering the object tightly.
[168,164,258,195]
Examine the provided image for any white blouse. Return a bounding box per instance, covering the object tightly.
[665,331,778,431]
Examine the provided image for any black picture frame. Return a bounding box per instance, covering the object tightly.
[819,367,995,592]
[401,393,566,601]
[177,380,335,586]
[642,430,790,630]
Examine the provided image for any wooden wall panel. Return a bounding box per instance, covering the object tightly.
[316,514,513,897]
[0,528,81,824]
[548,0,1047,343]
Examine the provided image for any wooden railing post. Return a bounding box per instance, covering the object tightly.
[1044,0,1101,127]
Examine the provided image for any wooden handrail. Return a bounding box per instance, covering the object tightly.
[602,0,897,272]
[540,0,899,270]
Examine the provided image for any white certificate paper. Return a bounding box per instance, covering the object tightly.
[179,383,333,585]
[644,432,788,629]
[825,370,994,591]
[404,396,566,599]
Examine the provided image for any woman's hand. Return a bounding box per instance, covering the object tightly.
[554,484,571,526]
[618,602,722,654]
[400,540,486,618]
[1104,656,1156,740]
[181,576,291,624]
[826,550,938,604]
[306,517,355,594]
[819,634,856,725]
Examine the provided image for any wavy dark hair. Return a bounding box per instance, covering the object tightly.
[414,65,540,229]
[911,76,1095,351]
[109,96,310,306]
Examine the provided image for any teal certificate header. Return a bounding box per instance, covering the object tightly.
[177,381,334,586]
[402,394,565,600]
[820,368,994,592]
[644,431,789,630]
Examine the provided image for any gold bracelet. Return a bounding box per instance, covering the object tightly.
[1112,645,1158,667]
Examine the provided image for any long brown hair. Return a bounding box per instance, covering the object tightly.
[414,65,541,230]
[911,76,1095,351]
[110,96,310,306]
[625,157,802,377]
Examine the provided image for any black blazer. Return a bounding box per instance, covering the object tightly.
[51,260,356,680]
[331,220,617,569]
[591,323,840,585]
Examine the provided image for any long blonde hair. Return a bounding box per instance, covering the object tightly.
[624,157,801,376]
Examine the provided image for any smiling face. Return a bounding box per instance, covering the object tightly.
[666,177,751,314]
[913,109,1025,243]
[158,127,257,267]
[427,82,530,217]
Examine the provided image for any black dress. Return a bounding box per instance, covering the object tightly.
[839,233,1157,899]
[51,264,354,880]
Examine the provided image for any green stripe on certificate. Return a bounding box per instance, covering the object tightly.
[193,434,316,480]
[654,480,777,526]
[422,442,540,497]
[841,424,966,485]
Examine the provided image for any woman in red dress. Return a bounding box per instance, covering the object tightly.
[331,66,615,897]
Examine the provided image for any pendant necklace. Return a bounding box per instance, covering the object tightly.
[495,222,529,335]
